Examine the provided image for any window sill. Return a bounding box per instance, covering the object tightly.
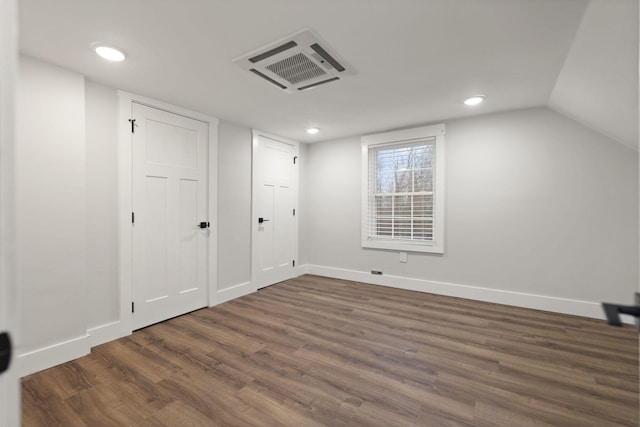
[362,239,444,254]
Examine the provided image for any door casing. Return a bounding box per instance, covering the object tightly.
[118,92,218,336]
[0,0,20,424]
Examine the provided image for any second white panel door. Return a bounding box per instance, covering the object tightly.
[252,133,298,289]
[132,103,209,330]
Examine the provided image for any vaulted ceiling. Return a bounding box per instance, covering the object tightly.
[18,0,638,148]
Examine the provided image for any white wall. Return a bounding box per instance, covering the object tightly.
[217,121,252,291]
[17,56,89,373]
[297,143,308,266]
[302,107,638,316]
[16,58,262,371]
[67,77,257,330]
[84,81,259,305]
[16,55,636,376]
[87,88,256,310]
[549,0,638,150]
[85,81,119,330]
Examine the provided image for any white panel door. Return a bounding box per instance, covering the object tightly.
[252,132,298,289]
[132,103,209,330]
[0,0,19,424]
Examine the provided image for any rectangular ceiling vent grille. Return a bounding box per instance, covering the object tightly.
[266,52,327,85]
[233,28,355,94]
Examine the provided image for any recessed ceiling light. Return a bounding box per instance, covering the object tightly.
[93,44,126,62]
[464,95,485,106]
[306,127,320,135]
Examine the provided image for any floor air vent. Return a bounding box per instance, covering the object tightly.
[233,28,355,94]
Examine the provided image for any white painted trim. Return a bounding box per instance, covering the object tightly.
[87,321,124,348]
[361,124,446,254]
[117,93,133,336]
[117,91,220,125]
[217,281,254,304]
[250,129,300,291]
[18,335,90,377]
[208,116,219,307]
[302,264,631,323]
[361,123,445,145]
[0,1,20,424]
[294,264,309,277]
[117,91,219,336]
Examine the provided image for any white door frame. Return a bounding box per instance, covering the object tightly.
[251,129,299,291]
[0,0,20,424]
[118,92,218,335]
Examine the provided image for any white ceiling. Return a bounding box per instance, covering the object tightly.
[549,0,638,150]
[18,0,638,147]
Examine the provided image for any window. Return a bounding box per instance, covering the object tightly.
[361,124,445,253]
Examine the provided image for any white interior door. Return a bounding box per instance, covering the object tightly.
[252,132,299,289]
[132,103,209,330]
[0,0,19,424]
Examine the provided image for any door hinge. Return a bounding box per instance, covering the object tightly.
[132,212,135,224]
[128,118,136,134]
[293,208,296,216]
[132,302,135,313]
[293,156,298,164]
[293,260,295,267]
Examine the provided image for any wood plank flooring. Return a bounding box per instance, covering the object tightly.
[23,275,639,426]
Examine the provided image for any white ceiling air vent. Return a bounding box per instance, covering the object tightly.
[233,28,355,94]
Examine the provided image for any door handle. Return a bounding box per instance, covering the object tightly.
[0,332,11,375]
[198,222,210,229]
[258,217,270,224]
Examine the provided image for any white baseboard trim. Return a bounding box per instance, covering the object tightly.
[87,321,124,348]
[217,281,253,304]
[18,334,90,377]
[302,264,624,323]
[294,264,309,277]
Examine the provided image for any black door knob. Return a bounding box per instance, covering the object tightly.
[258,217,270,224]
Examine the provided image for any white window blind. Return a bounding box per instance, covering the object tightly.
[367,139,435,241]
[361,124,445,253]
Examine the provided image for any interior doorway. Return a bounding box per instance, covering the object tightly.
[251,130,299,290]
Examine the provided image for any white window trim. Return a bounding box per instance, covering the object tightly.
[361,123,445,254]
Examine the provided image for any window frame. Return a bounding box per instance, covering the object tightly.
[361,123,445,254]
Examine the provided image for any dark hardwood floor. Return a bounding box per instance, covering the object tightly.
[23,275,639,426]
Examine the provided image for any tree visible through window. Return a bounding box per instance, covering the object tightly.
[361,124,444,253]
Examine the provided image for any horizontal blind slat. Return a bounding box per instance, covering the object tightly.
[368,139,436,242]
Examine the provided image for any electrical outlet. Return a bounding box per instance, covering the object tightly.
[371,270,383,275]
[400,252,408,263]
